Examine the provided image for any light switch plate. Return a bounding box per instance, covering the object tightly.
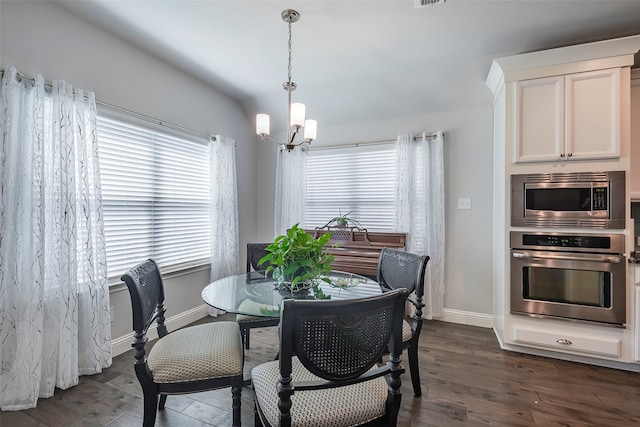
[458,197,472,210]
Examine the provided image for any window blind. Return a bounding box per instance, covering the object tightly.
[305,144,396,231]
[97,112,211,279]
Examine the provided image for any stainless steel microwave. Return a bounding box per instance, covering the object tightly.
[511,171,626,229]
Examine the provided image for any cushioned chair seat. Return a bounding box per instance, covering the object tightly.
[252,357,388,427]
[236,299,279,324]
[402,319,413,343]
[148,322,243,383]
[236,313,263,323]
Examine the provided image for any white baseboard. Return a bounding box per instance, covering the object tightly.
[111,304,211,357]
[439,308,494,328]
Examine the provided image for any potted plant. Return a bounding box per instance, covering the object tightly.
[259,223,335,292]
[323,210,364,229]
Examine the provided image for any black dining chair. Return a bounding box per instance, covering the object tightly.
[377,247,430,396]
[121,259,244,427]
[251,288,408,427]
[237,243,280,349]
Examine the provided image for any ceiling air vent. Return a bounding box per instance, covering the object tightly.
[415,0,445,8]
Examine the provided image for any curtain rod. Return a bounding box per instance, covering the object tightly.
[3,68,442,148]
[309,132,443,151]
[97,101,213,141]
[1,68,212,141]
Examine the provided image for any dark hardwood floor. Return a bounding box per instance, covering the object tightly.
[3,314,640,426]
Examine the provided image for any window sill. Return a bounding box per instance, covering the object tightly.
[108,261,211,290]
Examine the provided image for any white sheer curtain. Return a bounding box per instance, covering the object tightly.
[395,131,445,319]
[209,135,239,281]
[0,66,111,410]
[274,147,307,237]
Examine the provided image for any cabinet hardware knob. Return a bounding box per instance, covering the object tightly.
[556,338,572,345]
[560,153,565,158]
[567,152,573,157]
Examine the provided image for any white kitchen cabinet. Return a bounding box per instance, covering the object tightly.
[514,68,621,163]
[487,35,640,367]
[630,74,640,199]
[514,76,564,163]
[513,325,622,359]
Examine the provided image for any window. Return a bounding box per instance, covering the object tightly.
[305,144,396,231]
[97,109,211,279]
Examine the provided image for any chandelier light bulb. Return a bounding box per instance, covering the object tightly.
[303,119,317,140]
[256,113,270,136]
[290,103,306,127]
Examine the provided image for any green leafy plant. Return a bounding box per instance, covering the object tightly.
[259,224,335,292]
[323,210,364,229]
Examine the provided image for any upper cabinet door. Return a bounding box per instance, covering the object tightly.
[514,76,564,163]
[565,68,620,161]
[630,76,640,199]
[514,68,621,163]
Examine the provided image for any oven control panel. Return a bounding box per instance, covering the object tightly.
[511,231,625,254]
[522,234,611,249]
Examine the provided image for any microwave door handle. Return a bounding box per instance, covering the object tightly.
[512,251,623,264]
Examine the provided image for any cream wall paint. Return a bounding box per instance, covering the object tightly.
[256,108,496,321]
[1,1,258,342]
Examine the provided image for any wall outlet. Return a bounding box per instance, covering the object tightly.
[457,197,472,210]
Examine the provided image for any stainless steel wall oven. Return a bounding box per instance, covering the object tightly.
[510,231,626,326]
[511,171,626,229]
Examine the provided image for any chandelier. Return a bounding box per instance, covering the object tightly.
[256,9,317,150]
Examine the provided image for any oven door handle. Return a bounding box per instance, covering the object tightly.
[512,251,623,264]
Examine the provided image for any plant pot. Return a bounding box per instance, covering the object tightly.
[275,283,312,297]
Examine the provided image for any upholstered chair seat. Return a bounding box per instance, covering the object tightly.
[401,319,413,343]
[252,357,388,427]
[147,322,243,383]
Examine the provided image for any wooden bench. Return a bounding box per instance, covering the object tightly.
[306,227,406,279]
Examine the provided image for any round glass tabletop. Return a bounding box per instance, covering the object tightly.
[201,270,382,318]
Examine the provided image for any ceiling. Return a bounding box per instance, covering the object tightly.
[56,0,640,134]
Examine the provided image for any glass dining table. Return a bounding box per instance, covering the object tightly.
[201,270,383,318]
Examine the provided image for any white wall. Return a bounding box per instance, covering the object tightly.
[257,107,496,325]
[1,0,258,344]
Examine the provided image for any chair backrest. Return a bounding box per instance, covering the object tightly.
[280,288,408,382]
[121,259,166,335]
[246,243,272,273]
[377,248,429,297]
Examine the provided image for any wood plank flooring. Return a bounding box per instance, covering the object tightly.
[2,314,640,426]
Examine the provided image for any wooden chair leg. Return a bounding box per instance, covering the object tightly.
[255,407,263,426]
[408,342,422,396]
[158,393,167,410]
[240,327,251,350]
[142,390,159,427]
[232,377,242,427]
